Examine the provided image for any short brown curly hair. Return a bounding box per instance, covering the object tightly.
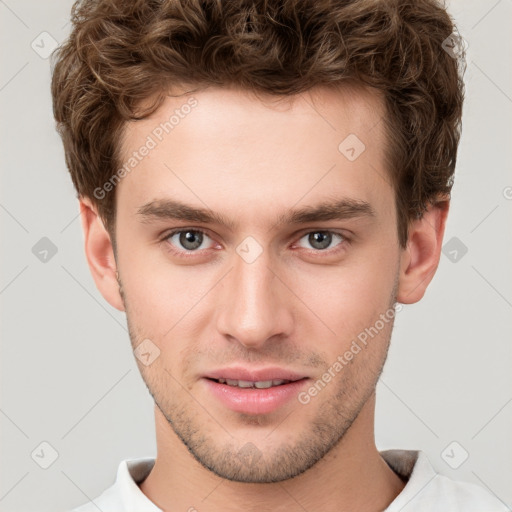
[51,0,465,249]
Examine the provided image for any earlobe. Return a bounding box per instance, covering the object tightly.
[397,199,450,304]
[79,197,125,312]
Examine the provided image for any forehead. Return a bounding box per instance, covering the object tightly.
[117,85,393,229]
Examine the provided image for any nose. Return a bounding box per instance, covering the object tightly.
[215,246,294,350]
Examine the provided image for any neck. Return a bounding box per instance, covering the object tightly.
[140,393,405,512]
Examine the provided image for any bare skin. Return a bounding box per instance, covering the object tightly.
[80,84,448,512]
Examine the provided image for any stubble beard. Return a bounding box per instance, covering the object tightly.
[119,273,398,483]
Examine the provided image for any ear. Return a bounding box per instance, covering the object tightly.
[397,198,450,304]
[79,197,125,312]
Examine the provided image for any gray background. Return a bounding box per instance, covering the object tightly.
[1,1,511,511]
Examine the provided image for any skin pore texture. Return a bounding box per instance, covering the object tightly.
[80,85,449,512]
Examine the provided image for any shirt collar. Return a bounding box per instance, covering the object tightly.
[117,457,161,511]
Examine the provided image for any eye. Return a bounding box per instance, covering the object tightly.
[164,229,215,252]
[296,231,346,251]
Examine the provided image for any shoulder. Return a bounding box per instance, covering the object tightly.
[382,450,510,512]
[68,483,124,512]
[66,458,158,512]
[416,472,510,511]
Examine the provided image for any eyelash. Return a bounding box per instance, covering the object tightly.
[160,228,351,258]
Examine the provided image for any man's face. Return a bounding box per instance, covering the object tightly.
[114,85,402,482]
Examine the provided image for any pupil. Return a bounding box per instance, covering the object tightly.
[180,231,202,250]
[309,231,331,250]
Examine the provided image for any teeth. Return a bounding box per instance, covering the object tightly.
[217,379,291,388]
[254,380,273,389]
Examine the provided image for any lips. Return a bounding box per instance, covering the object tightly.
[203,367,309,415]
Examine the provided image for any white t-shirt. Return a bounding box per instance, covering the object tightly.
[71,450,510,511]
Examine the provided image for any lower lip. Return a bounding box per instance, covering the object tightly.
[203,378,309,415]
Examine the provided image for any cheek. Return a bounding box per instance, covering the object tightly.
[119,246,219,344]
[292,250,398,341]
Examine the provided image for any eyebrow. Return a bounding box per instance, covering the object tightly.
[136,197,376,230]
